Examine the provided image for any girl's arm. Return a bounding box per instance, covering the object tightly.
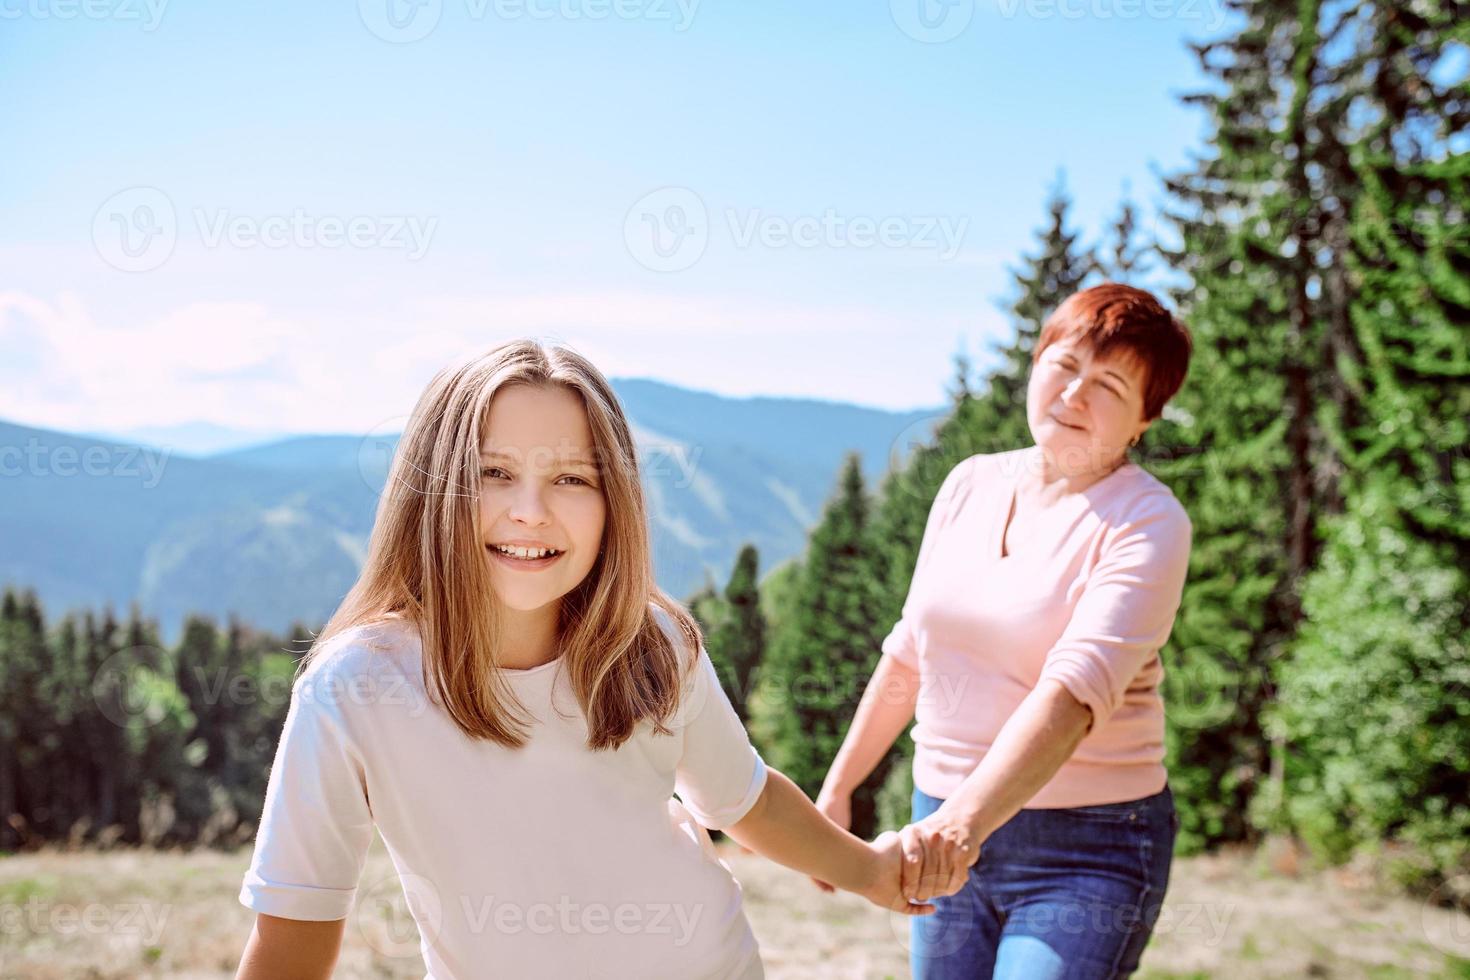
[235,912,345,980]
[723,767,934,915]
[814,650,921,818]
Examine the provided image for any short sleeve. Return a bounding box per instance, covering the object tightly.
[671,645,768,831]
[880,455,975,670]
[239,668,376,921]
[1037,494,1192,732]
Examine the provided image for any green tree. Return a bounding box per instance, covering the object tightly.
[704,545,765,724]
[1153,0,1352,849]
[1266,3,1470,891]
[755,455,891,838]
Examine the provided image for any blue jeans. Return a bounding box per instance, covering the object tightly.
[909,784,1178,980]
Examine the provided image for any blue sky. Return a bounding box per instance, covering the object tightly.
[0,0,1221,436]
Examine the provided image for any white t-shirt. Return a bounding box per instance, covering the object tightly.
[239,607,768,979]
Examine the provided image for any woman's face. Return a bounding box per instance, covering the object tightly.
[1027,339,1151,475]
[477,384,607,614]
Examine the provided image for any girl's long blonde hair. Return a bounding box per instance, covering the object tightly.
[300,340,701,750]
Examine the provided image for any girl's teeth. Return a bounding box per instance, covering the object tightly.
[495,545,556,559]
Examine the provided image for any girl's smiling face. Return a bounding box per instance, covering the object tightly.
[1027,339,1152,474]
[478,384,607,613]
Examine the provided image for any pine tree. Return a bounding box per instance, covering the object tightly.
[704,545,765,724]
[755,455,891,837]
[976,175,1098,455]
[1265,3,1470,890]
[1106,189,1149,282]
[1152,0,1355,848]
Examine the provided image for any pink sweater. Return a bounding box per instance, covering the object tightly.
[882,447,1192,808]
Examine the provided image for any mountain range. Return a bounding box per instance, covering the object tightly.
[0,379,941,640]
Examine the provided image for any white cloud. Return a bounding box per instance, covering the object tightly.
[0,286,987,435]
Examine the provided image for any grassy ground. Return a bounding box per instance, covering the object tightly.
[1,834,1468,978]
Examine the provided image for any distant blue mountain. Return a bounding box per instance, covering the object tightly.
[84,421,288,457]
[0,379,942,640]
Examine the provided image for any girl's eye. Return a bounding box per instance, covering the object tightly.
[557,475,593,487]
[481,467,510,480]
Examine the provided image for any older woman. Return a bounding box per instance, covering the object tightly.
[816,283,1194,979]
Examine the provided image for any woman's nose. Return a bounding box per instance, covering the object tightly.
[1060,377,1087,407]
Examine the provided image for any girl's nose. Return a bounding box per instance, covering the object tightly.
[508,486,552,526]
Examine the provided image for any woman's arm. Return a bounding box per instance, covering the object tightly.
[816,650,922,815]
[897,679,1092,901]
[902,497,1192,901]
[235,913,345,980]
[724,766,936,914]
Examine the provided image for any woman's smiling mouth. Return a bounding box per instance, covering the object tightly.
[1050,413,1087,431]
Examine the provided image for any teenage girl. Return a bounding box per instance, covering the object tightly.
[233,341,936,980]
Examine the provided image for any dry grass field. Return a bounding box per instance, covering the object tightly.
[2,833,1468,979]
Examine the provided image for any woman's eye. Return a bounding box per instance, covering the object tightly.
[557,475,591,487]
[481,467,509,479]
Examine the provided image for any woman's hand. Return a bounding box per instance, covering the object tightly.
[809,785,852,892]
[897,807,982,902]
[856,831,935,915]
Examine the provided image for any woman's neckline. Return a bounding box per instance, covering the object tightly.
[997,448,1137,560]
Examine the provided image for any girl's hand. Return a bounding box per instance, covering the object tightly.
[809,786,852,893]
[858,831,935,915]
[897,808,981,903]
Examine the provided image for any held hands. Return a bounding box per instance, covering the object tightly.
[857,831,936,915]
[811,787,976,911]
[896,807,982,903]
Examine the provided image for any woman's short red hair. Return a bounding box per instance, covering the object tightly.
[1032,282,1192,421]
